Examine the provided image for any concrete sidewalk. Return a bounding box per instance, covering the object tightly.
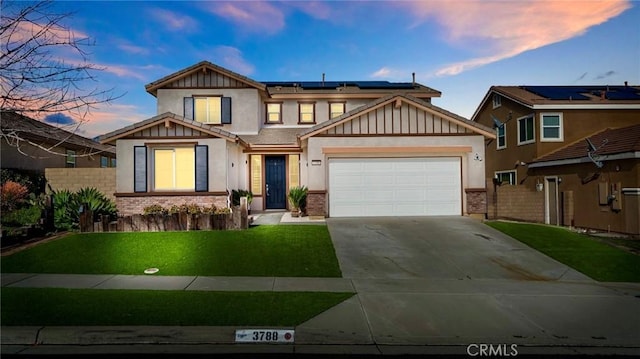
[3,272,640,356]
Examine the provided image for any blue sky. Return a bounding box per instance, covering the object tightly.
[32,1,640,137]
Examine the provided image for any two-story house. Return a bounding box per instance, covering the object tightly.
[472,85,640,235]
[99,61,495,217]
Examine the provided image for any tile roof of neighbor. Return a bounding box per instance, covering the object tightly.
[1,111,116,154]
[533,124,640,163]
[239,128,302,146]
[98,112,239,144]
[493,85,640,106]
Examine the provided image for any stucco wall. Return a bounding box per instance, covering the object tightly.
[115,138,228,194]
[45,168,116,201]
[156,88,261,134]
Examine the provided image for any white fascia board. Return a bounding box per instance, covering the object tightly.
[532,104,640,110]
[529,151,640,168]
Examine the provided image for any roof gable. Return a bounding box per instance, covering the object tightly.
[300,94,495,139]
[98,112,239,144]
[145,61,266,97]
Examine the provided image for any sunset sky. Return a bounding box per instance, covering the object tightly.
[12,0,639,138]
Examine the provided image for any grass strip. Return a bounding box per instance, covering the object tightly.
[1,225,342,277]
[486,221,640,282]
[1,287,354,326]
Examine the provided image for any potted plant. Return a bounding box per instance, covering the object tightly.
[288,186,307,217]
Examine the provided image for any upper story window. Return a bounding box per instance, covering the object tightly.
[495,170,516,185]
[492,94,502,108]
[329,102,345,119]
[497,124,506,149]
[183,96,231,124]
[299,102,315,124]
[195,96,221,124]
[266,103,282,124]
[540,113,563,141]
[66,149,76,168]
[517,115,535,145]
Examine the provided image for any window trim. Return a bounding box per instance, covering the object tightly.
[540,112,564,142]
[65,149,76,168]
[496,123,506,150]
[194,95,222,125]
[328,101,346,119]
[265,102,283,124]
[517,115,535,145]
[298,101,316,124]
[147,143,197,192]
[494,170,516,185]
[492,93,501,109]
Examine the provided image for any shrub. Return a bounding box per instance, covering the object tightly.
[288,186,308,211]
[1,205,42,227]
[231,189,253,206]
[143,204,167,215]
[51,187,117,231]
[1,180,29,212]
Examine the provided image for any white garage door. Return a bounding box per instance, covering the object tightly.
[328,157,461,217]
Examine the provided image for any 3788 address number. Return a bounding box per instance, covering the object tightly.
[235,329,294,343]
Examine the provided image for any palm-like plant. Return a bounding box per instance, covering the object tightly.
[288,186,308,216]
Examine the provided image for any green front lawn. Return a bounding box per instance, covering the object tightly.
[1,225,342,277]
[486,221,640,282]
[1,288,353,326]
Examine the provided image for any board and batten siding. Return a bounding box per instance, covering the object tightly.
[321,102,473,136]
[165,70,252,89]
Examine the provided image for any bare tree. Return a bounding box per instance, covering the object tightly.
[0,0,121,157]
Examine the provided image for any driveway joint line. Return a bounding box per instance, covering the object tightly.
[183,276,198,291]
[91,274,116,289]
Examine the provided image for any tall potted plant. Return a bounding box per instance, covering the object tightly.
[288,186,307,217]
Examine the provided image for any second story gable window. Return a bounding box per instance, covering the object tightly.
[517,115,535,145]
[299,102,315,124]
[184,96,232,125]
[266,103,282,123]
[492,94,502,108]
[540,113,563,141]
[329,102,345,119]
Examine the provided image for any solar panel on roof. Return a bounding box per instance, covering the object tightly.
[523,85,640,101]
[263,81,416,90]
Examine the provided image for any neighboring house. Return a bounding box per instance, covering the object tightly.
[471,85,640,235]
[99,61,495,217]
[1,111,117,172]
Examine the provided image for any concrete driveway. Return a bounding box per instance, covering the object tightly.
[326,216,590,281]
[295,216,640,353]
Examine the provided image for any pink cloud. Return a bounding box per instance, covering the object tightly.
[212,46,255,75]
[370,67,407,79]
[8,20,89,44]
[286,1,333,20]
[118,44,149,55]
[401,0,631,76]
[148,8,197,32]
[204,1,285,34]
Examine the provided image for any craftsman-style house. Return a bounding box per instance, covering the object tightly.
[100,61,495,217]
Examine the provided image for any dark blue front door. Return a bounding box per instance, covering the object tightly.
[265,156,286,209]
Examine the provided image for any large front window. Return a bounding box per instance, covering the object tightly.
[517,115,534,145]
[195,97,221,124]
[153,147,195,190]
[541,113,563,141]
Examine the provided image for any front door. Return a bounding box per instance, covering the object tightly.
[265,156,286,209]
